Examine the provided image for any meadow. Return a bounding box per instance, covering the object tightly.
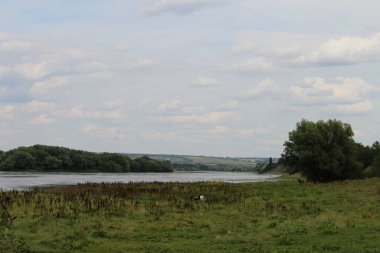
[1,177,379,253]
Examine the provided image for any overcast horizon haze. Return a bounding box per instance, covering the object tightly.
[1,0,380,157]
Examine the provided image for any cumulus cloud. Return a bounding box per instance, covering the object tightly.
[30,76,71,94]
[70,105,126,121]
[23,100,56,112]
[217,100,239,110]
[332,101,373,114]
[0,87,8,96]
[142,0,234,15]
[81,124,126,139]
[127,59,154,69]
[208,125,231,135]
[0,65,10,77]
[152,111,239,124]
[231,33,380,69]
[14,61,55,80]
[0,40,31,52]
[238,126,274,137]
[294,33,380,67]
[30,114,54,125]
[289,77,376,113]
[0,105,13,119]
[158,99,183,112]
[232,57,275,72]
[82,124,97,133]
[192,76,219,87]
[243,79,280,99]
[0,32,8,40]
[232,42,257,54]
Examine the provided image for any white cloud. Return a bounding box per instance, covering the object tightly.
[127,59,154,69]
[30,76,70,94]
[141,130,204,144]
[231,33,380,69]
[82,124,97,133]
[332,101,373,114]
[244,79,280,99]
[0,40,31,52]
[290,77,375,105]
[142,0,235,15]
[23,100,56,112]
[158,99,183,112]
[232,42,256,54]
[289,77,376,114]
[209,125,231,135]
[192,76,219,87]
[152,111,239,124]
[14,61,53,80]
[70,105,126,121]
[30,114,54,125]
[238,126,274,137]
[0,87,8,96]
[294,33,380,66]
[0,65,11,78]
[232,57,275,72]
[0,32,8,40]
[81,124,126,139]
[217,100,239,110]
[0,105,13,118]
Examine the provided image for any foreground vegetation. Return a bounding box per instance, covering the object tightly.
[1,178,379,253]
[0,145,172,173]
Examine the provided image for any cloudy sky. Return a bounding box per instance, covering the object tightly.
[1,0,380,157]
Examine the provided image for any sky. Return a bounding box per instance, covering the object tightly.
[0,0,380,157]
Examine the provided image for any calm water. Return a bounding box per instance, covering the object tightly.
[0,171,279,191]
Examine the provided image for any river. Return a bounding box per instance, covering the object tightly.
[0,171,280,191]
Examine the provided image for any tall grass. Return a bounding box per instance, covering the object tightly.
[1,179,379,252]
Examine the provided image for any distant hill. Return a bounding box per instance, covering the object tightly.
[128,153,278,172]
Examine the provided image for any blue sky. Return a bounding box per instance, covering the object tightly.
[1,0,380,157]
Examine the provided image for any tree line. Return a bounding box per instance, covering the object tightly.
[0,145,173,173]
[281,119,380,182]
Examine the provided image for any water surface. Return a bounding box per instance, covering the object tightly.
[0,171,279,191]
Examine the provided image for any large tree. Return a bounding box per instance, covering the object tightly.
[282,119,363,182]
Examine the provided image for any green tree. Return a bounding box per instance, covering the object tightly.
[356,143,376,168]
[0,145,172,173]
[282,119,363,182]
[371,153,380,177]
[372,141,380,151]
[0,151,36,171]
[42,156,63,171]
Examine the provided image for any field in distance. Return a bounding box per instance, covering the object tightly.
[128,154,277,172]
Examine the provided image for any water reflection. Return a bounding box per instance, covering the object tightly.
[0,171,279,191]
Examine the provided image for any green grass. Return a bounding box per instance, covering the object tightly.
[1,178,380,253]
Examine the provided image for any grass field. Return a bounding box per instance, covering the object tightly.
[1,178,380,253]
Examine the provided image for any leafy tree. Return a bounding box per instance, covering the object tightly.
[42,156,63,171]
[0,151,4,162]
[356,143,376,168]
[131,156,172,172]
[282,119,363,182]
[372,153,380,177]
[0,145,172,173]
[372,141,380,151]
[0,150,36,171]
